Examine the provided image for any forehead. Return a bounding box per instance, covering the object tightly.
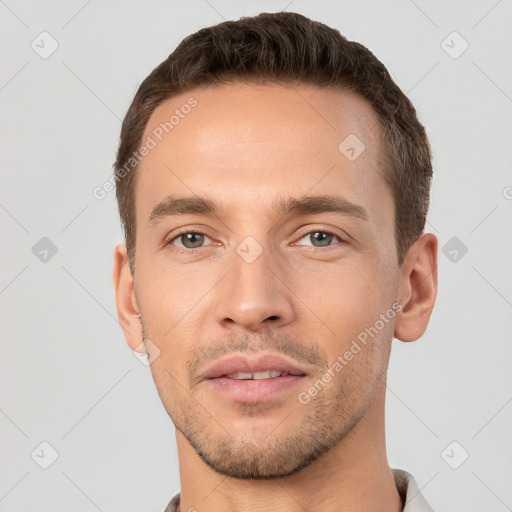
[135,83,391,225]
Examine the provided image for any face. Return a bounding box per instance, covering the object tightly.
[129,83,402,478]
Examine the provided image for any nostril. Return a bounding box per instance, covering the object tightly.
[266,315,279,321]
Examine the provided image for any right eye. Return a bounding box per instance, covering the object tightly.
[167,231,211,249]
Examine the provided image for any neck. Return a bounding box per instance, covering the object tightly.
[174,380,403,512]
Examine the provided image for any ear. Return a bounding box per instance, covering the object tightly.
[113,243,144,353]
[394,233,438,342]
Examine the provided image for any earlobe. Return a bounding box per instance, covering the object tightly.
[394,233,438,342]
[113,243,144,351]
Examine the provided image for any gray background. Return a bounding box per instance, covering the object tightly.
[1,0,511,510]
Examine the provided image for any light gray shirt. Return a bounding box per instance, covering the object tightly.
[163,468,435,511]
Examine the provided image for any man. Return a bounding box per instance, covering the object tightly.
[112,11,438,512]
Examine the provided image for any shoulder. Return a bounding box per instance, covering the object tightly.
[163,491,180,512]
[392,468,436,512]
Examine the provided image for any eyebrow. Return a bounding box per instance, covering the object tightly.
[147,194,369,226]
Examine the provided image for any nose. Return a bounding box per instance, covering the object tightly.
[213,243,296,332]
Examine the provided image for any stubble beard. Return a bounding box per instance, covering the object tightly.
[173,375,375,480]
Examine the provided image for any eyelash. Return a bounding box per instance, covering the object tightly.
[164,228,346,255]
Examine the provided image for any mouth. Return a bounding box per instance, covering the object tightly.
[223,370,305,380]
[201,354,308,403]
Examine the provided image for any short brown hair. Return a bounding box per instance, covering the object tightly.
[114,11,432,273]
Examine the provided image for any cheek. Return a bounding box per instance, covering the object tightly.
[135,272,203,381]
[137,262,206,328]
[291,258,396,370]
[293,259,383,330]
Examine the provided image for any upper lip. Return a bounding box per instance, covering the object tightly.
[202,353,309,380]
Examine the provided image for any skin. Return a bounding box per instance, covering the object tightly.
[113,83,438,512]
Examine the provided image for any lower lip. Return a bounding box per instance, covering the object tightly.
[207,375,306,402]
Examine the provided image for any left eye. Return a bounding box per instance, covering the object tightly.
[295,230,343,248]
